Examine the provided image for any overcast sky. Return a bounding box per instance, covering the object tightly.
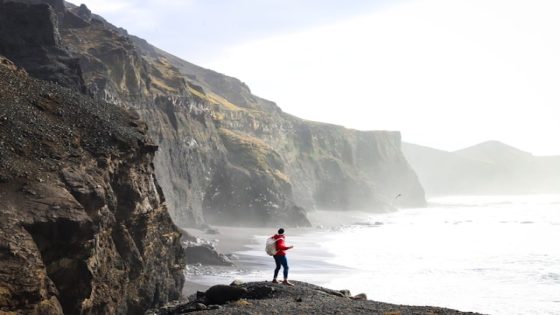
[79,0,560,156]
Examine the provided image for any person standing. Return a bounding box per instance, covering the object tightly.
[272,228,294,285]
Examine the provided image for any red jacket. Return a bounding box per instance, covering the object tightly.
[273,234,290,256]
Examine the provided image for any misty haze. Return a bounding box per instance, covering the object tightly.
[403,141,560,197]
[0,1,558,315]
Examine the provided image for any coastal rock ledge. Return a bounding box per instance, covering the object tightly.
[150,281,483,315]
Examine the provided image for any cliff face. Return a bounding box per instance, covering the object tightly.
[1,0,426,228]
[0,58,184,314]
[213,108,426,211]
[57,14,314,227]
[0,1,85,92]
[145,40,426,214]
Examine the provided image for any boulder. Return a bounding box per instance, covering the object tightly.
[183,244,233,266]
[353,293,368,300]
[204,285,248,305]
[339,289,352,298]
[194,303,207,310]
[230,279,244,286]
[245,284,275,300]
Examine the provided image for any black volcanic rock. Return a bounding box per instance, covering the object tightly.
[0,58,185,314]
[183,244,233,266]
[151,281,482,315]
[0,1,86,92]
[204,285,248,305]
[74,3,92,20]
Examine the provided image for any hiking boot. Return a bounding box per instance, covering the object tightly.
[272,279,279,284]
[282,280,294,286]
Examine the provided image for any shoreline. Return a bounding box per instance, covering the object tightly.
[181,210,377,296]
[181,225,317,296]
[178,198,560,315]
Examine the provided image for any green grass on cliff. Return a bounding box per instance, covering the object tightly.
[188,84,244,112]
[218,128,289,184]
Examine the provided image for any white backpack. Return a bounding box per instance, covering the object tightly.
[265,236,279,256]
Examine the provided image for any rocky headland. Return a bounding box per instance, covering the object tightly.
[150,281,483,315]
[0,0,426,229]
[0,57,184,314]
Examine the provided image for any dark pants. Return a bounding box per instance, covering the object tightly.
[273,255,289,279]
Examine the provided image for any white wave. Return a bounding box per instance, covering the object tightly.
[187,194,560,315]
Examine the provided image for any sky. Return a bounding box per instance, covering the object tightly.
[78,0,560,156]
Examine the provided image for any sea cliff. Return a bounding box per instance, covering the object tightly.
[0,0,426,228]
[0,57,184,314]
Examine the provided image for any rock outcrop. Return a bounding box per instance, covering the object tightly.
[150,281,482,315]
[0,58,184,314]
[183,243,233,266]
[0,0,85,92]
[0,0,426,228]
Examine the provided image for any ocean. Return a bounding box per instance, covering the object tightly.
[186,195,560,315]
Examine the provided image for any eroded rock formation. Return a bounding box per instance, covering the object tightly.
[0,58,184,314]
[0,0,85,92]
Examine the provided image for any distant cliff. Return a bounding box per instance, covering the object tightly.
[403,141,560,196]
[0,57,184,314]
[0,0,426,228]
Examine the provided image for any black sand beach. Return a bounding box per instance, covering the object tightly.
[181,210,374,295]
